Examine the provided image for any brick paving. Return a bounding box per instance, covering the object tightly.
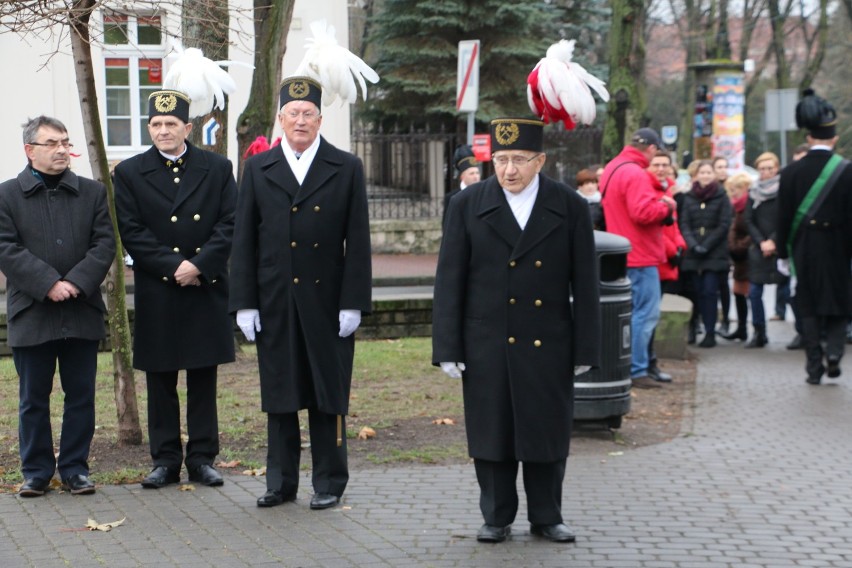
[1,277,851,566]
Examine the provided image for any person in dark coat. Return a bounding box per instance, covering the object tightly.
[678,160,733,347]
[719,172,753,342]
[575,167,605,230]
[777,90,852,384]
[432,118,601,544]
[744,152,786,348]
[0,116,115,497]
[229,76,372,510]
[114,89,237,489]
[442,145,481,227]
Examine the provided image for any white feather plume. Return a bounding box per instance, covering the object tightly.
[294,19,379,106]
[164,45,250,118]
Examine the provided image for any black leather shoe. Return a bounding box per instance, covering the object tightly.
[188,464,224,487]
[698,334,716,348]
[827,357,841,378]
[19,477,50,497]
[530,522,576,543]
[806,376,821,385]
[309,493,340,510]
[476,524,510,543]
[141,466,180,489]
[648,364,672,383]
[257,489,296,508]
[62,474,95,495]
[786,335,803,350]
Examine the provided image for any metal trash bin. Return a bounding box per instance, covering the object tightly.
[573,230,632,429]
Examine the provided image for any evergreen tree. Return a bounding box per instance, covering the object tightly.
[362,0,563,132]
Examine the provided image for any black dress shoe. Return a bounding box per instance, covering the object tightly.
[141,466,180,489]
[309,493,340,510]
[786,335,804,350]
[188,464,224,487]
[476,524,510,543]
[257,489,296,508]
[698,334,716,348]
[530,522,576,543]
[806,376,821,385]
[62,474,95,495]
[827,357,841,378]
[648,364,672,383]
[19,477,50,497]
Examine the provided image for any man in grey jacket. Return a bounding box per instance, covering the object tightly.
[0,116,115,497]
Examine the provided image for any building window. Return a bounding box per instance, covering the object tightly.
[102,13,164,149]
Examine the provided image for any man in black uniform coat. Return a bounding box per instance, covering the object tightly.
[114,89,237,488]
[229,77,372,510]
[432,118,601,543]
[777,90,852,385]
[0,116,115,497]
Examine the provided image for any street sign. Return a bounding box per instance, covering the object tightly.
[456,40,480,112]
[765,89,798,132]
[203,117,220,146]
[472,133,490,161]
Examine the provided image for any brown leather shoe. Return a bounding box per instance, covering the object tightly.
[631,376,662,389]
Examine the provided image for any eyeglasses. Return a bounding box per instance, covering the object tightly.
[28,140,73,149]
[284,110,320,121]
[492,153,541,167]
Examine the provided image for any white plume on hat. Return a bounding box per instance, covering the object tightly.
[527,39,610,130]
[294,19,380,106]
[163,45,249,118]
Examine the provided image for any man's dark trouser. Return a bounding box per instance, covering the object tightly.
[474,458,567,527]
[801,315,847,380]
[266,410,348,497]
[146,366,219,470]
[14,338,98,481]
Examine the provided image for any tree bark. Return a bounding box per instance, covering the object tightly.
[69,0,142,445]
[235,0,296,177]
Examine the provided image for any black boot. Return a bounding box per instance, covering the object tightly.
[687,316,698,345]
[699,331,716,348]
[745,325,767,348]
[719,325,747,341]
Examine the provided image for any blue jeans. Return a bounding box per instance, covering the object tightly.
[628,267,661,378]
[749,282,766,327]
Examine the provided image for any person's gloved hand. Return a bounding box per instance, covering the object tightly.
[574,365,591,375]
[236,309,261,342]
[440,362,466,379]
[692,244,708,256]
[776,258,790,277]
[339,310,361,337]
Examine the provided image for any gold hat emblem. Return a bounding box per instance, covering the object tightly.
[154,93,178,113]
[288,81,310,99]
[494,122,520,146]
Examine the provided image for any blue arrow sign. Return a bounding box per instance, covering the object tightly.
[203,118,220,146]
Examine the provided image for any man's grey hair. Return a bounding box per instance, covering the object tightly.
[22,116,68,145]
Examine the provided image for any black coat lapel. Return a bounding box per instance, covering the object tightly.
[478,178,522,247]
[294,138,342,205]
[260,145,299,198]
[511,178,566,260]
[139,146,177,202]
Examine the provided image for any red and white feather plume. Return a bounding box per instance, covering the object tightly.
[527,39,610,130]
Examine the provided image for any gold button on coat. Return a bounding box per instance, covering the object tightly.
[292,206,298,213]
[170,216,177,222]
[162,276,168,282]
[509,298,516,305]
[195,247,201,253]
[172,167,179,173]
[293,278,299,284]
[534,299,542,307]
[314,206,321,212]
[508,337,516,344]
[535,260,542,267]
[534,340,542,347]
[509,260,516,267]
[193,214,201,221]
[290,241,297,248]
[172,247,180,253]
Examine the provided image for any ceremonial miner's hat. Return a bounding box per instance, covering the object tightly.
[279,76,323,110]
[453,145,479,174]
[148,90,191,123]
[795,89,837,139]
[490,118,544,153]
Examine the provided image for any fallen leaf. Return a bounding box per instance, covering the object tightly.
[216,460,241,469]
[357,426,376,440]
[242,466,267,476]
[86,517,126,532]
[179,484,195,491]
[607,451,624,457]
[431,418,455,425]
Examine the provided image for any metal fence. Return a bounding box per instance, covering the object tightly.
[351,126,603,221]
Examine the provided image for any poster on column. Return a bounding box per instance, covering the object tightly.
[712,74,746,171]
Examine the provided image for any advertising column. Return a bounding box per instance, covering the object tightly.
[711,73,746,171]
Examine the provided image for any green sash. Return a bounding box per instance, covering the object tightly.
[786,154,844,276]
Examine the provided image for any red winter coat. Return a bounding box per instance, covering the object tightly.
[651,175,687,281]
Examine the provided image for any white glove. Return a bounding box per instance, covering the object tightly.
[776,258,790,277]
[440,362,466,379]
[574,365,591,375]
[236,309,261,342]
[339,309,361,338]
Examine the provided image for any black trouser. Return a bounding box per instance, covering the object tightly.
[14,339,99,481]
[473,458,566,527]
[146,366,219,470]
[265,410,348,497]
[801,315,847,379]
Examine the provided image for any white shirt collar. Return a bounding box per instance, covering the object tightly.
[158,144,188,162]
[281,136,321,185]
[502,174,540,230]
[809,144,832,152]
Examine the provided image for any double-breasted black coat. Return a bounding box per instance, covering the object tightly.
[744,192,786,285]
[432,175,601,463]
[0,167,115,347]
[228,139,372,415]
[679,185,732,273]
[777,149,852,317]
[114,142,236,372]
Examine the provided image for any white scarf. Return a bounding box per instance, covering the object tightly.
[502,175,540,230]
[281,136,320,185]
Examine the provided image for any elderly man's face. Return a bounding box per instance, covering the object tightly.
[279,101,322,153]
[492,151,545,194]
[148,116,192,155]
[460,166,481,187]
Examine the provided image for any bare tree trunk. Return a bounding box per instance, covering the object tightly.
[797,0,830,91]
[236,0,296,176]
[69,0,142,445]
[602,0,648,161]
[767,0,791,88]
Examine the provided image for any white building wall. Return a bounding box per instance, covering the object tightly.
[0,0,351,181]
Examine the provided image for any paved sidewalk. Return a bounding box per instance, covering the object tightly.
[2,319,851,567]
